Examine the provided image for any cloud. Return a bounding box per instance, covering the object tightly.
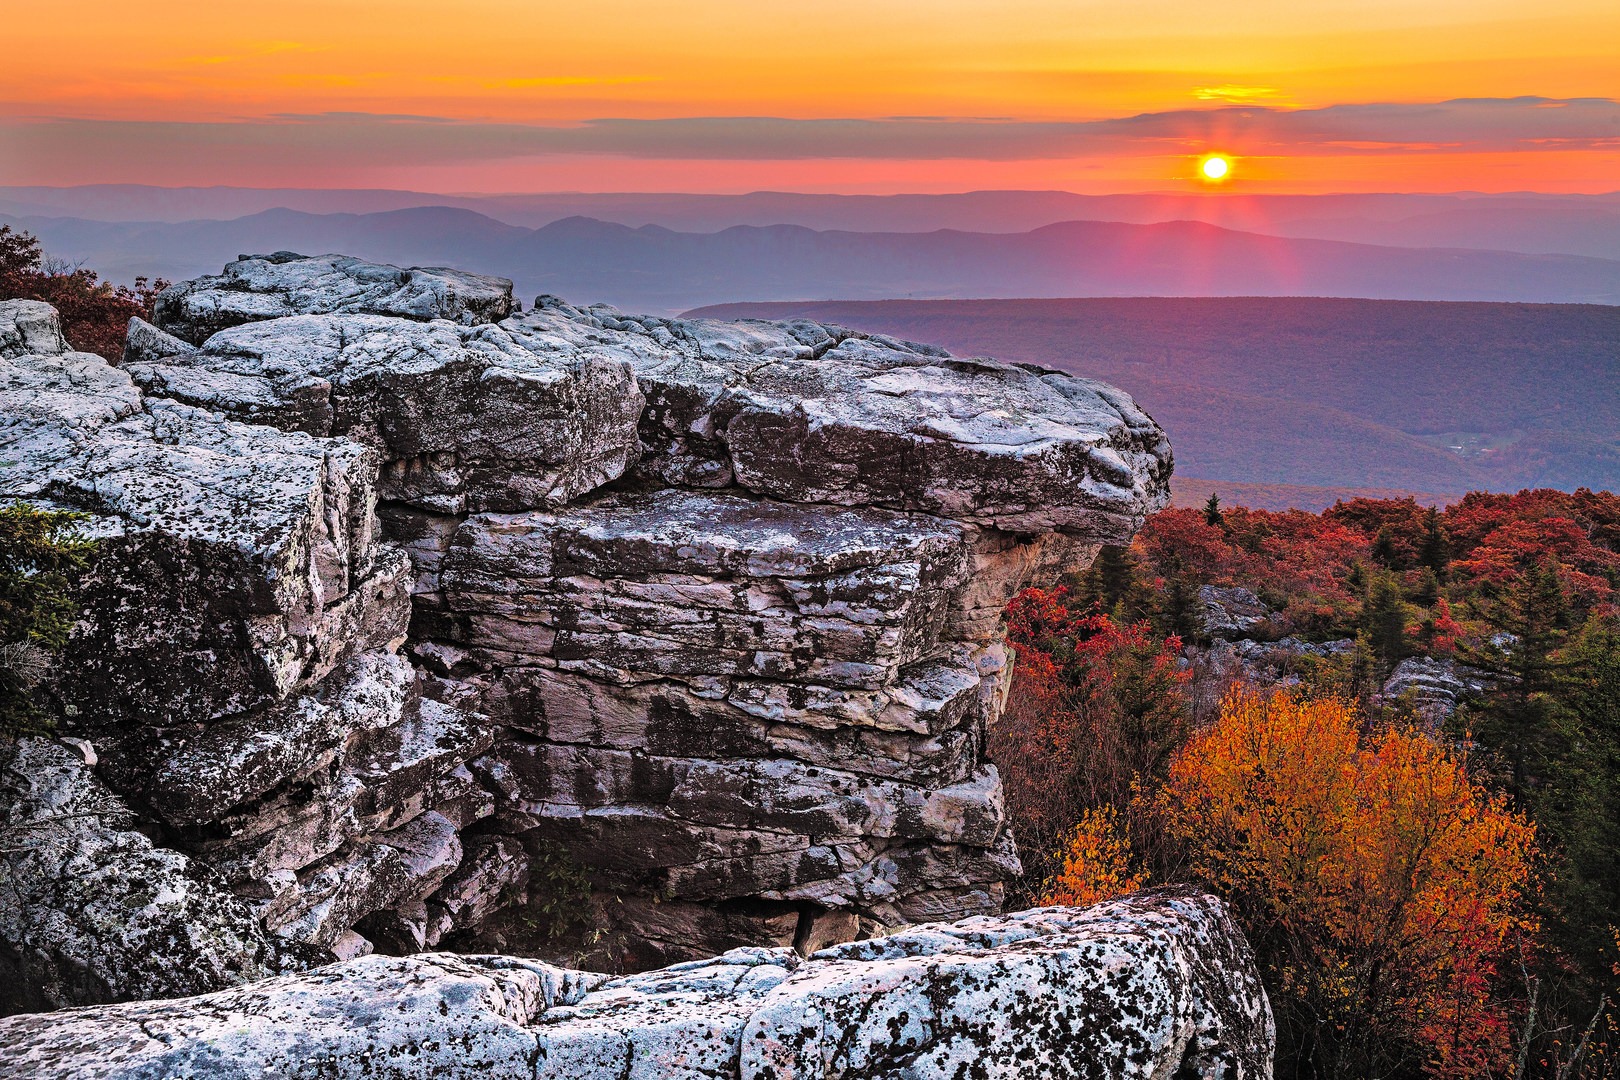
[2,97,1616,179]
[1192,85,1285,104]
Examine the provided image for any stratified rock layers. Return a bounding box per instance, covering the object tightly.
[0,252,1172,1008]
[0,890,1273,1080]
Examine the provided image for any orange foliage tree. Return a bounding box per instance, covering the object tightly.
[1038,805,1146,907]
[1149,689,1538,1080]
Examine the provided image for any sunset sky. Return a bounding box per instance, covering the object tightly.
[3,0,1617,193]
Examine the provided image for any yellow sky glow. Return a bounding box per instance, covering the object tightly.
[2,0,1617,191]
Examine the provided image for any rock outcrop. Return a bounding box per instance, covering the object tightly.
[1,253,1173,1005]
[1,297,498,1004]
[1380,655,1492,720]
[0,889,1272,1080]
[1197,585,1274,639]
[150,252,518,345]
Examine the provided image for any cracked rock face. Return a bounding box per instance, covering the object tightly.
[506,296,1170,536]
[126,312,644,513]
[1,253,1175,1007]
[0,889,1272,1080]
[0,739,292,1014]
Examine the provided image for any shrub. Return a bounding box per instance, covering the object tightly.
[0,504,96,736]
[991,588,1190,894]
[0,225,166,360]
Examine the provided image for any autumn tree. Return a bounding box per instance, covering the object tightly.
[1150,689,1538,1080]
[1038,806,1147,908]
[0,225,166,360]
[990,587,1190,896]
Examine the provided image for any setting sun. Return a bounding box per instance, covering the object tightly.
[1199,154,1232,182]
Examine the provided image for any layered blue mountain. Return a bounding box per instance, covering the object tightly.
[6,205,1620,313]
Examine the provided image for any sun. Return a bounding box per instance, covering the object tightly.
[1199,153,1233,182]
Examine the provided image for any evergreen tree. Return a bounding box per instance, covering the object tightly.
[1371,526,1401,569]
[1418,506,1449,578]
[1075,544,1151,622]
[1202,492,1224,529]
[1360,569,1410,671]
[1538,616,1620,992]
[1460,560,1576,839]
[1156,575,1201,642]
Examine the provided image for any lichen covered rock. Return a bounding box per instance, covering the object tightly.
[126,312,643,513]
[151,252,517,344]
[0,740,289,1015]
[0,889,1272,1080]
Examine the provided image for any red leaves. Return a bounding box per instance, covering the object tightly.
[0,225,167,361]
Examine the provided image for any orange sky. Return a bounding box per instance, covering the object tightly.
[2,0,1617,192]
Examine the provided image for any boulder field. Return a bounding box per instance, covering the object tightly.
[0,255,1270,1075]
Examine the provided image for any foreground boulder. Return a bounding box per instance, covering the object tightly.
[1,252,1173,996]
[0,889,1272,1080]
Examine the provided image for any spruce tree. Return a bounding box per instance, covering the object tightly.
[1418,506,1449,578]
[1360,569,1410,671]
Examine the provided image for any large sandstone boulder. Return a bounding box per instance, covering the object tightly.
[151,252,517,344]
[2,252,1176,999]
[0,889,1272,1080]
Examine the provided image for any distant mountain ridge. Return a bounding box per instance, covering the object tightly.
[3,185,1618,257]
[7,207,1620,313]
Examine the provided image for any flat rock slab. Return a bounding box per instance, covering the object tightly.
[507,298,1172,537]
[0,889,1272,1080]
[152,252,517,344]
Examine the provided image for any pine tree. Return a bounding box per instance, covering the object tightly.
[1461,559,1576,827]
[1202,492,1225,529]
[1419,506,1449,578]
[1076,544,1150,622]
[1360,569,1409,671]
[1539,616,1620,992]
[1156,575,1200,642]
[1371,526,1401,569]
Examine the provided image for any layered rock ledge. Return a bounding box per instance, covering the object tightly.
[0,889,1272,1080]
[1,253,1172,1008]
